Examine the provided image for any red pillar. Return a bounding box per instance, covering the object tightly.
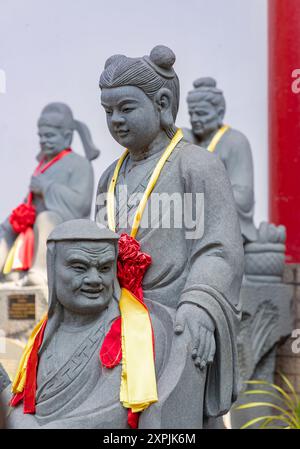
[269,0,300,263]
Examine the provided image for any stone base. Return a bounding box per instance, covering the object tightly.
[275,264,300,395]
[0,285,48,380]
[230,278,293,429]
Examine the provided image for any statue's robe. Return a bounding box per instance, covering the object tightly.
[183,127,257,242]
[3,297,208,429]
[95,140,244,418]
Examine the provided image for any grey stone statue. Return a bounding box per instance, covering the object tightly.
[95,45,244,423]
[0,103,100,287]
[2,219,231,428]
[183,77,257,243]
[183,78,293,427]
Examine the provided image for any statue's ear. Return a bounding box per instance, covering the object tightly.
[63,129,73,147]
[154,88,175,131]
[217,107,225,125]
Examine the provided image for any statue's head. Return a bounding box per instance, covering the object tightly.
[99,45,180,152]
[187,78,226,139]
[46,220,119,317]
[37,103,75,159]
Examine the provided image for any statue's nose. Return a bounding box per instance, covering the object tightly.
[111,111,125,125]
[84,268,102,287]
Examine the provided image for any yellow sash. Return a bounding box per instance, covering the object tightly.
[107,129,184,413]
[207,125,230,153]
[12,314,47,394]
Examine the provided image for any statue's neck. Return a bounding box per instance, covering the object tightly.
[61,307,106,330]
[128,131,171,162]
[195,126,221,148]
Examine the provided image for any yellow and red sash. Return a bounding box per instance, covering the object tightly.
[100,129,183,427]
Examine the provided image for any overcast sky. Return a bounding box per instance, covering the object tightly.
[0,0,267,225]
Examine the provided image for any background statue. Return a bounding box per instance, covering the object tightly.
[183,78,292,427]
[183,77,257,243]
[0,103,100,287]
[96,45,244,425]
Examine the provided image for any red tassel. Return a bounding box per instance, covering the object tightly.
[99,317,122,368]
[128,410,140,429]
[9,391,24,407]
[23,319,47,414]
[14,227,35,272]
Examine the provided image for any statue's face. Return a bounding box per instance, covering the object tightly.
[55,241,116,315]
[38,124,72,158]
[188,100,221,139]
[101,86,160,152]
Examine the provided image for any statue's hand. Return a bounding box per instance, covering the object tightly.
[29,176,44,195]
[174,303,216,370]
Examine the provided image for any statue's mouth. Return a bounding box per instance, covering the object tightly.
[80,287,104,299]
[116,129,129,138]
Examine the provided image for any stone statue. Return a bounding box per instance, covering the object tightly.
[0,103,100,287]
[95,45,244,424]
[183,78,293,427]
[2,219,229,428]
[183,77,257,243]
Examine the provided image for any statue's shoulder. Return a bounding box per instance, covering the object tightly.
[176,141,229,187]
[96,159,119,191]
[223,127,251,150]
[179,140,221,169]
[66,151,93,170]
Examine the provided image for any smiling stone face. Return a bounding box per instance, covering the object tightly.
[38,124,72,159]
[55,240,116,315]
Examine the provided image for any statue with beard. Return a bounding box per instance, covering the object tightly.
[3,219,214,428]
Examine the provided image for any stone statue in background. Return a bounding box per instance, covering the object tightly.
[183,77,257,243]
[96,46,244,426]
[0,103,100,287]
[3,220,221,428]
[183,77,293,428]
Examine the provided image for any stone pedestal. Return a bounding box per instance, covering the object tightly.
[0,285,48,380]
[275,264,300,394]
[230,278,293,429]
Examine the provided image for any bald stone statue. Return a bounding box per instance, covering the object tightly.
[0,103,100,287]
[183,78,257,243]
[3,219,215,428]
[96,45,244,423]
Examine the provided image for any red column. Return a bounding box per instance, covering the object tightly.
[269,0,300,263]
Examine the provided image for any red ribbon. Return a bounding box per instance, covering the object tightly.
[99,233,153,428]
[10,318,48,413]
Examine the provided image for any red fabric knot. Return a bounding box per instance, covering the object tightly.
[117,233,152,301]
[9,202,36,234]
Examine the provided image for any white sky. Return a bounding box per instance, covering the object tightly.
[0,0,268,225]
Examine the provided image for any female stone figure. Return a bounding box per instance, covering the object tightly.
[95,45,244,424]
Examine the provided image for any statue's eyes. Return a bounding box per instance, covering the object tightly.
[99,265,111,273]
[105,109,113,115]
[121,107,134,113]
[72,264,87,273]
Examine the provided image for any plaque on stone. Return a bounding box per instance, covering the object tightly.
[8,294,35,320]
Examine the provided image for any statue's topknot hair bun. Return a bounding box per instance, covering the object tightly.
[193,77,217,89]
[149,45,176,70]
